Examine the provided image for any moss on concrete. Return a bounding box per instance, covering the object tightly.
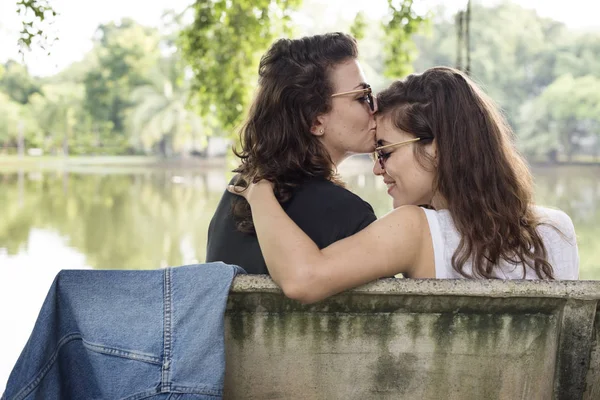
[224,278,600,399]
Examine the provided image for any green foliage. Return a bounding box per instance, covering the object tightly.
[382,0,428,78]
[0,62,42,151]
[0,92,40,149]
[0,61,41,104]
[83,19,161,135]
[519,75,600,159]
[129,57,207,156]
[28,83,89,155]
[350,12,367,40]
[50,51,100,85]
[16,0,57,52]
[0,93,23,144]
[180,0,302,133]
[5,0,600,161]
[411,1,600,162]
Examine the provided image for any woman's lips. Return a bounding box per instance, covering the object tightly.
[386,182,395,195]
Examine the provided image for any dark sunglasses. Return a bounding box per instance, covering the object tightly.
[371,138,421,169]
[331,85,375,112]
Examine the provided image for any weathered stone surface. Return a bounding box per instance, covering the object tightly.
[584,309,600,400]
[224,277,600,399]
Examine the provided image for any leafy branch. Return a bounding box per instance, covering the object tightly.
[383,0,428,78]
[179,0,301,132]
[16,0,58,53]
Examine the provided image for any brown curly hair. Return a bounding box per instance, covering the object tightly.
[232,33,358,233]
[376,66,556,279]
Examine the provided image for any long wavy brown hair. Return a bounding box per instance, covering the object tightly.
[377,66,556,279]
[232,33,358,233]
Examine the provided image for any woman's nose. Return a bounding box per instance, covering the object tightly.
[370,96,378,115]
[373,158,384,176]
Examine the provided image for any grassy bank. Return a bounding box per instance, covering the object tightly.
[0,155,228,170]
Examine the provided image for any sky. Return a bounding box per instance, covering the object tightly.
[0,0,598,77]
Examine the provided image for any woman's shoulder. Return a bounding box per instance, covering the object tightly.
[532,206,579,279]
[384,204,429,219]
[294,178,374,210]
[381,205,434,235]
[533,206,576,237]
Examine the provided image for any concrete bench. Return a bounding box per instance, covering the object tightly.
[224,276,600,400]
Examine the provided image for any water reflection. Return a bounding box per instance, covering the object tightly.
[1,162,599,278]
[0,169,229,269]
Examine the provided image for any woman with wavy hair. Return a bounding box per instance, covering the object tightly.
[229,66,579,303]
[207,32,378,274]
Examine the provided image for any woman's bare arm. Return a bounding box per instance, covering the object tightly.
[229,181,431,303]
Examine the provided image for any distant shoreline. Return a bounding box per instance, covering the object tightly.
[1,155,599,171]
[0,155,230,170]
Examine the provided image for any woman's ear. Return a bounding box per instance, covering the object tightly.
[310,115,327,137]
[430,139,438,164]
[425,138,438,169]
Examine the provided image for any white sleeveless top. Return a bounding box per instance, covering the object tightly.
[421,206,579,280]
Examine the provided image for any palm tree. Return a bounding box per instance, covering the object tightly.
[130,60,205,157]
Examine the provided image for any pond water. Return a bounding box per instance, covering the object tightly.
[1,160,599,278]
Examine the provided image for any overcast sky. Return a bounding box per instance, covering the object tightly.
[0,0,597,77]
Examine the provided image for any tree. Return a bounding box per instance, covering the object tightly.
[180,0,301,133]
[0,61,41,153]
[83,19,161,138]
[350,12,367,41]
[0,93,39,152]
[382,0,429,78]
[545,31,600,82]
[411,1,599,130]
[28,83,87,155]
[0,60,40,104]
[0,93,24,149]
[129,58,206,157]
[519,75,600,161]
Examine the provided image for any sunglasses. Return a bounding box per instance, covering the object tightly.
[331,84,375,112]
[371,138,421,169]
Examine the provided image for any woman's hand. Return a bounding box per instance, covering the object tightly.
[227,179,274,205]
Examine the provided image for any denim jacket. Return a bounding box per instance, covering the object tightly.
[2,263,245,400]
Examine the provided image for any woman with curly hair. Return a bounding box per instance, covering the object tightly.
[207,32,378,274]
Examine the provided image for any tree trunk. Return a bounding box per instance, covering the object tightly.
[547,149,558,164]
[63,135,69,157]
[93,121,100,150]
[465,0,472,75]
[63,108,73,157]
[159,135,170,158]
[455,12,464,70]
[17,119,25,157]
